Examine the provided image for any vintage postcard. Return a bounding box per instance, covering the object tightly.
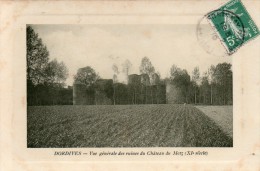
[0,0,259,170]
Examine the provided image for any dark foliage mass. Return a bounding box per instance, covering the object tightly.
[27,81,73,105]
[168,63,233,105]
[27,26,70,105]
[74,66,100,87]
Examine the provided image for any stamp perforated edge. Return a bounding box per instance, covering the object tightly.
[204,0,260,55]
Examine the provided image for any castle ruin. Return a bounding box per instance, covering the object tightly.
[73,73,181,105]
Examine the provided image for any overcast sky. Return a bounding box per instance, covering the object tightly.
[31,24,232,86]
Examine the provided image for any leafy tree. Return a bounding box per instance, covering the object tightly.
[43,59,69,105]
[139,57,156,103]
[169,65,191,103]
[44,59,69,85]
[27,26,49,85]
[170,65,190,88]
[192,67,200,104]
[200,72,210,104]
[212,63,232,105]
[27,26,70,106]
[170,65,181,78]
[74,66,99,87]
[192,63,232,105]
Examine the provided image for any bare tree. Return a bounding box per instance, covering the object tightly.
[139,57,155,77]
[208,65,215,105]
[122,59,132,84]
[139,57,155,104]
[112,64,119,105]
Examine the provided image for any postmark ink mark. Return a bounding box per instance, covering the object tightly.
[197,0,260,56]
[207,9,245,54]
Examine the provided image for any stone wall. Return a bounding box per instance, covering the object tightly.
[73,83,87,105]
[166,83,185,104]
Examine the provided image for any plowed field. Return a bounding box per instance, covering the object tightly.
[27,104,232,147]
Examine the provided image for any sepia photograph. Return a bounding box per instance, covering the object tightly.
[27,24,233,148]
[1,0,260,170]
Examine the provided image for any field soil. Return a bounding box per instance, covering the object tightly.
[27,104,232,147]
[195,106,233,138]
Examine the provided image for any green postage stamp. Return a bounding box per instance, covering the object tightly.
[206,0,259,54]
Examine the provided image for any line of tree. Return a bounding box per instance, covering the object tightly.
[73,56,232,105]
[169,63,232,105]
[27,26,71,105]
[27,26,232,106]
